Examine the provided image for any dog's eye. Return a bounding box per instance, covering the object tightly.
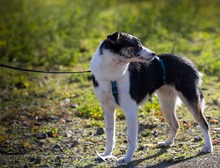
[133,45,142,51]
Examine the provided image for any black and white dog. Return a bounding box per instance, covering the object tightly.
[90,32,213,163]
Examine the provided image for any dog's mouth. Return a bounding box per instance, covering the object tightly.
[135,49,156,62]
[136,55,156,62]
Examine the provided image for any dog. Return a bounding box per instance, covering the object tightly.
[90,32,213,163]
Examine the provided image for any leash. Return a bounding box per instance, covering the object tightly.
[0,63,121,106]
[0,63,91,74]
[0,57,166,107]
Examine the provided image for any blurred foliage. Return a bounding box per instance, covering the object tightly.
[0,0,220,120]
[0,0,219,74]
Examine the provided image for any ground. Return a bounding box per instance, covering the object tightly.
[0,75,219,168]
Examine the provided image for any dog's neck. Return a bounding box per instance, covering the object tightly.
[90,49,129,81]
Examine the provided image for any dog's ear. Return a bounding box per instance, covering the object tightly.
[107,32,121,42]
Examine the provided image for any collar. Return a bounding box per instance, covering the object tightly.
[155,56,167,84]
[111,81,120,106]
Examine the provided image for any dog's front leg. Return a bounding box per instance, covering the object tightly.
[100,107,116,158]
[119,105,138,163]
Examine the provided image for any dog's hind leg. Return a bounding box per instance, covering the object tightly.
[156,85,179,147]
[177,88,213,153]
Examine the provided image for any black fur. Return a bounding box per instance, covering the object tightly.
[99,32,142,57]
[129,54,201,104]
[92,75,99,87]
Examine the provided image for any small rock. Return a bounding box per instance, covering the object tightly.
[45,116,55,122]
[66,130,73,138]
[193,136,202,142]
[53,144,62,152]
[65,118,72,122]
[36,140,44,146]
[36,133,47,139]
[15,82,25,89]
[6,129,13,134]
[55,156,61,162]
[60,118,66,124]
[144,123,158,129]
[123,139,128,143]
[38,165,49,168]
[96,127,105,135]
[56,163,62,166]
[138,126,144,132]
[213,128,220,134]
[34,122,41,126]
[70,103,78,108]
[137,145,145,151]
[71,140,80,147]
[0,160,7,165]
[47,131,53,137]
[34,156,42,164]
[178,142,184,147]
[23,163,28,168]
[65,98,70,104]
[29,156,35,162]
[152,130,158,137]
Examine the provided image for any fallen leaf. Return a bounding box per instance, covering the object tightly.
[0,135,6,142]
[51,128,59,137]
[213,138,220,145]
[154,111,163,116]
[90,138,100,143]
[23,142,30,148]
[210,119,219,124]
[160,117,166,122]
[32,126,40,132]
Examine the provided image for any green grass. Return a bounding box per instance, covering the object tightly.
[0,0,220,167]
[0,0,220,73]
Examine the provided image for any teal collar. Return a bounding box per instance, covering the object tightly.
[155,56,167,84]
[111,81,119,105]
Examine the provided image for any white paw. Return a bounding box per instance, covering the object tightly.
[200,145,213,153]
[118,156,132,165]
[96,152,118,162]
[157,141,173,147]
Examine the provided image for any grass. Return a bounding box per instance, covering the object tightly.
[0,0,220,167]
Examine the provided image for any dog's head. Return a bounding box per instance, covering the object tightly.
[100,32,156,62]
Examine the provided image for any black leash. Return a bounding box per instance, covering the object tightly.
[0,63,91,74]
